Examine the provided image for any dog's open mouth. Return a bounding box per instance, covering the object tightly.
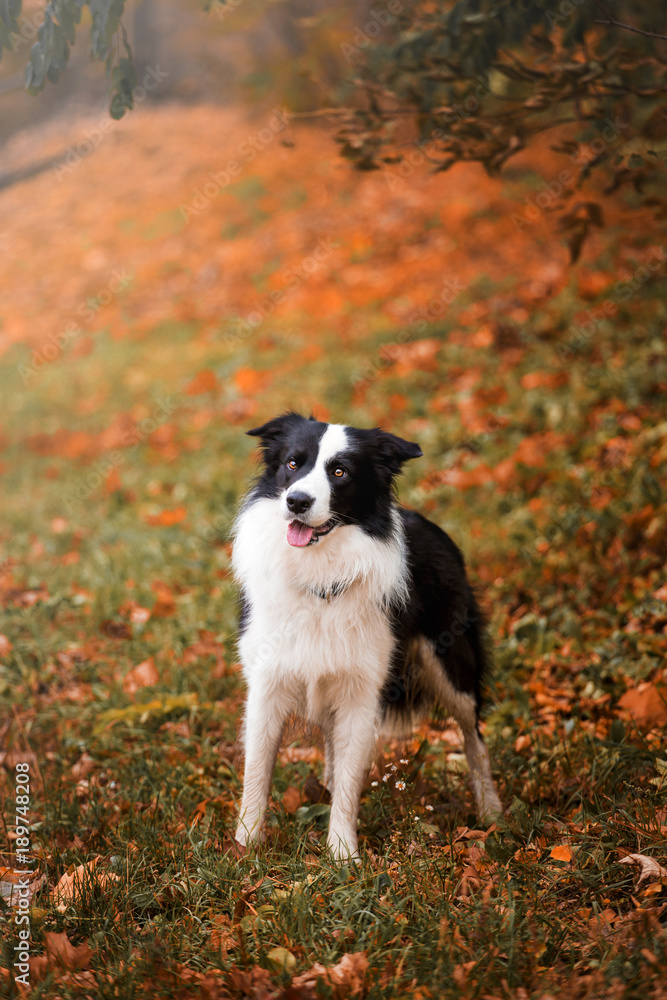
[287,517,337,547]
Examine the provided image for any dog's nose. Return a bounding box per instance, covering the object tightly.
[286,492,314,515]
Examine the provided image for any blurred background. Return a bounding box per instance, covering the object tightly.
[0,4,666,991]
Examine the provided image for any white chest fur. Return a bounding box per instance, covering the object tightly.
[233,496,406,723]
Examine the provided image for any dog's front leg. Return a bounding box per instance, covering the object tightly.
[326,701,377,861]
[235,683,287,847]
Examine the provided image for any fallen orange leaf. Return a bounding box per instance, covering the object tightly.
[186,369,218,394]
[99,620,132,640]
[292,951,368,998]
[282,786,302,814]
[123,657,159,695]
[618,684,667,730]
[50,858,120,909]
[210,914,235,956]
[550,845,574,863]
[235,367,269,394]
[30,930,93,983]
[145,506,187,527]
[151,580,176,617]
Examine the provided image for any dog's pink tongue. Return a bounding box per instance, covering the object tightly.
[287,520,314,547]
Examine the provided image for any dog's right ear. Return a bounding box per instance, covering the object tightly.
[246,418,284,440]
[247,412,301,466]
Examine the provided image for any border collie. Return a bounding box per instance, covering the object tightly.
[233,413,501,859]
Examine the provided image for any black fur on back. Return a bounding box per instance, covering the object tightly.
[380,508,489,719]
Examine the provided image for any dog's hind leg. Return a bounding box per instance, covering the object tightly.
[460,722,502,824]
[419,639,502,824]
[235,683,289,847]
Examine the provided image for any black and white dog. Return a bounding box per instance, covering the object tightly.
[233,413,501,859]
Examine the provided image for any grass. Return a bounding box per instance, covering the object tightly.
[0,152,666,998]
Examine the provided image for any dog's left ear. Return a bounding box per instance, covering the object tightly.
[376,430,423,473]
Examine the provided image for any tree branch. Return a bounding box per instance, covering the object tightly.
[593,18,667,40]
[592,0,667,41]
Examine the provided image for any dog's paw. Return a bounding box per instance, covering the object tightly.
[478,792,503,827]
[234,822,266,848]
[224,835,249,859]
[326,833,360,864]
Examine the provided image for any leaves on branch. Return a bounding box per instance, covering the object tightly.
[331,0,666,243]
[2,0,136,118]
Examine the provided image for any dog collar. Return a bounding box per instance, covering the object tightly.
[307,581,348,601]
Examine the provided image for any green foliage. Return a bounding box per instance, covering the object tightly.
[1,0,135,117]
[0,0,22,62]
[108,41,136,119]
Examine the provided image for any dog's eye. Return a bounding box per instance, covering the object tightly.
[333,468,346,478]
[286,459,297,471]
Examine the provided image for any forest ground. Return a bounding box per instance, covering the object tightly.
[0,100,666,998]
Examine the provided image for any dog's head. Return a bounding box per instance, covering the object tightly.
[247,412,422,547]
